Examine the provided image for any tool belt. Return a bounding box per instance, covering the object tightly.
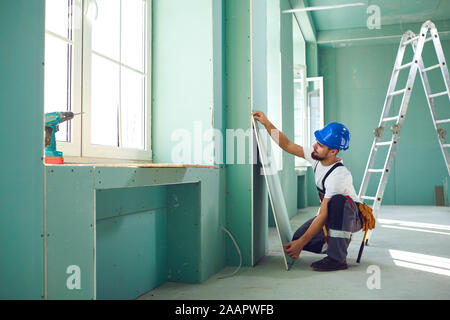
[358,202,376,231]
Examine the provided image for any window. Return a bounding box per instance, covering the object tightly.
[44,0,151,162]
[307,77,324,148]
[293,65,307,167]
[44,0,82,156]
[293,74,324,167]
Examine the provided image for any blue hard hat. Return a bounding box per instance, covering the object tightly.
[314,122,350,150]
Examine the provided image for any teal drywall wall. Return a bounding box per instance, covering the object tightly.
[251,0,269,265]
[225,0,253,267]
[267,0,281,228]
[0,0,45,299]
[97,208,167,300]
[306,166,321,206]
[319,40,450,205]
[214,0,225,167]
[96,186,168,300]
[151,0,223,165]
[279,0,298,219]
[296,173,307,208]
[46,166,95,299]
[46,166,225,299]
[267,0,299,226]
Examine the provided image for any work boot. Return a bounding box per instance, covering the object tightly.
[310,256,348,271]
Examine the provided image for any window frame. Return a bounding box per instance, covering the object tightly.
[293,65,308,167]
[293,75,324,168]
[48,0,153,163]
[44,0,83,158]
[306,76,324,149]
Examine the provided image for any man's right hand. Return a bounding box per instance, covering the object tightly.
[283,240,304,260]
[252,109,305,159]
[251,110,269,127]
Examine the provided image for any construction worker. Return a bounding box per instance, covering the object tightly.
[252,110,363,271]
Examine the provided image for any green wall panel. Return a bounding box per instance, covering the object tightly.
[94,167,224,283]
[306,166,321,206]
[96,208,167,300]
[152,0,220,165]
[96,186,167,221]
[0,0,45,299]
[279,0,299,220]
[225,0,253,267]
[96,185,168,299]
[167,183,201,282]
[251,0,269,266]
[44,166,224,299]
[199,168,227,279]
[297,174,307,209]
[46,166,95,300]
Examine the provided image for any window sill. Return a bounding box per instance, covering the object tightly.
[295,166,309,176]
[45,162,219,169]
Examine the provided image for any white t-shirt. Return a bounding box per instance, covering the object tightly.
[303,147,360,202]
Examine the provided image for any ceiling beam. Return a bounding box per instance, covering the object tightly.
[317,19,450,47]
[283,2,365,13]
[288,0,317,43]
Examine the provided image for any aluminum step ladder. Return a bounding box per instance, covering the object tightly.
[358,20,450,247]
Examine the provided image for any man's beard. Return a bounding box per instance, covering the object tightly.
[311,151,325,161]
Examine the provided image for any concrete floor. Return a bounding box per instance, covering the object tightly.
[139,206,450,300]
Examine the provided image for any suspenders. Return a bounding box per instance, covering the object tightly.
[314,161,354,245]
[314,162,344,197]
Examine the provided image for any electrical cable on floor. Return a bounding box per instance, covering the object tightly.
[218,226,242,279]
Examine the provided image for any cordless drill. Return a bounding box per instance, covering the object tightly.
[44,111,78,164]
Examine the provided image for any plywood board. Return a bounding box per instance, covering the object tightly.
[251,118,295,270]
[59,163,218,169]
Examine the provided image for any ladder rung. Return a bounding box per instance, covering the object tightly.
[402,36,419,46]
[429,91,448,99]
[376,141,393,146]
[382,116,399,122]
[443,144,450,148]
[436,119,450,124]
[402,36,432,46]
[390,88,406,96]
[396,62,413,71]
[422,64,440,72]
[361,196,377,201]
[368,169,384,173]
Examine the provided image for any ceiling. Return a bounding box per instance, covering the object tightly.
[305,0,450,31]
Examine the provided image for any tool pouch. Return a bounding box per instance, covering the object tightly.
[358,202,376,231]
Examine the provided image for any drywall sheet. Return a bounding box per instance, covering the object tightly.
[252,118,295,270]
[225,0,253,267]
[96,208,167,300]
[0,0,45,299]
[95,186,168,299]
[252,132,268,266]
[251,0,268,266]
[46,166,95,299]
